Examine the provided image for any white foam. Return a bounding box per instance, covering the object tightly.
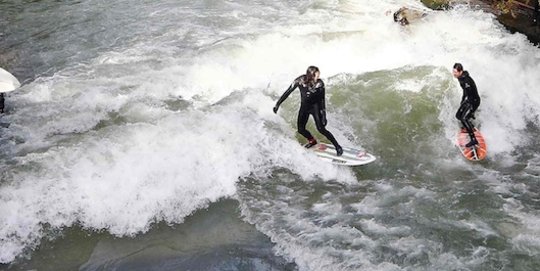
[2,0,540,265]
[181,2,539,159]
[0,87,356,262]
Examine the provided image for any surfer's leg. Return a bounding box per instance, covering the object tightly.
[311,106,343,156]
[457,102,478,146]
[467,101,479,120]
[456,102,473,131]
[463,118,478,147]
[455,102,467,128]
[297,104,316,147]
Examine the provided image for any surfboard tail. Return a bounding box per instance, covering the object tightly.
[457,129,487,161]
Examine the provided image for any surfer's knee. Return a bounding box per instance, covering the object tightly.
[315,125,328,135]
[458,115,469,123]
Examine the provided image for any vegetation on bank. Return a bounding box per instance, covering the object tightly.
[492,0,538,17]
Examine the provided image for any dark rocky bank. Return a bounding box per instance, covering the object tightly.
[421,0,540,45]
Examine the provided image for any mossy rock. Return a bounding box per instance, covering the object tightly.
[421,0,451,10]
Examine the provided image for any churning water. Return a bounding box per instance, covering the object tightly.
[1,0,539,270]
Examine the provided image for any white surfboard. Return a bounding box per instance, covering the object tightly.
[0,67,21,93]
[310,143,376,166]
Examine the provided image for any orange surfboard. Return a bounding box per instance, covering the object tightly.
[457,128,487,161]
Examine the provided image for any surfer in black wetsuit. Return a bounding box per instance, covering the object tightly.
[453,63,481,147]
[273,66,343,156]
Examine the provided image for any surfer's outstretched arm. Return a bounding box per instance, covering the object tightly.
[273,77,301,113]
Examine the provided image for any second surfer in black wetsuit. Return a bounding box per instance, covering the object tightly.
[273,66,343,156]
[453,63,481,147]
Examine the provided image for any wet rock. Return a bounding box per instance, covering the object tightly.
[421,0,540,45]
[498,12,540,44]
[420,0,451,10]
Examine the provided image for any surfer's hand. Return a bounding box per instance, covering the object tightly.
[273,106,279,114]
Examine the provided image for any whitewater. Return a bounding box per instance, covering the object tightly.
[0,0,539,270]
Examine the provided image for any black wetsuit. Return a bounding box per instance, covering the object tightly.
[534,0,539,26]
[455,71,480,140]
[275,75,341,150]
[0,93,4,113]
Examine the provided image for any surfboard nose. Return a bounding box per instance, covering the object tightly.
[0,67,21,93]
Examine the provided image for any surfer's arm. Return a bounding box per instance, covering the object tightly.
[276,83,296,106]
[319,81,326,111]
[460,78,477,103]
[318,81,327,125]
[468,77,478,96]
[459,82,467,103]
[273,78,299,113]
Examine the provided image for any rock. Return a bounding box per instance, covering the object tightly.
[498,12,540,44]
[420,0,451,10]
[421,0,540,45]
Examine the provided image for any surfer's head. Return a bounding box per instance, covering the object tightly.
[452,63,463,78]
[305,66,320,86]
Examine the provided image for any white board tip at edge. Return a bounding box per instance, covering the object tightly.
[0,68,21,93]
